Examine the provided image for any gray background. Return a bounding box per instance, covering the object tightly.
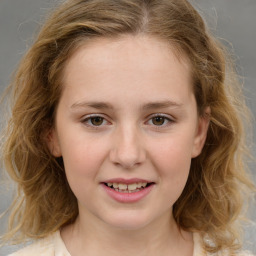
[0,0,255,255]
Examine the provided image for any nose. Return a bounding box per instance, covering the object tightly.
[109,125,146,169]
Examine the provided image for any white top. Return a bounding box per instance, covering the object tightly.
[8,230,254,256]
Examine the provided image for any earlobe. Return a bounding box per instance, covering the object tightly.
[46,128,62,157]
[192,107,211,158]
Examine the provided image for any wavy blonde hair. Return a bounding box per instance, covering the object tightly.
[1,0,254,254]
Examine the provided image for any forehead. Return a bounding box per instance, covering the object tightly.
[62,34,192,84]
[60,35,194,106]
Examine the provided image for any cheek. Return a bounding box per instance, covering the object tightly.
[156,146,191,183]
[148,133,193,190]
[156,148,191,204]
[150,132,194,168]
[60,137,109,185]
[61,142,107,205]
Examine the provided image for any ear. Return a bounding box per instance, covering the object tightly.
[191,107,210,158]
[45,128,62,157]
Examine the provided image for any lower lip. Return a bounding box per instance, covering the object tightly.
[101,183,154,203]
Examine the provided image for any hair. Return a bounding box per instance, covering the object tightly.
[1,0,255,254]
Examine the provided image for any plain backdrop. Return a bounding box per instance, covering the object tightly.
[0,0,255,255]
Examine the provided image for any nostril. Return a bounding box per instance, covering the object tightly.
[109,136,146,169]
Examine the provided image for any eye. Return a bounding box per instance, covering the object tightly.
[147,114,173,127]
[90,116,104,126]
[82,115,109,127]
[151,116,167,126]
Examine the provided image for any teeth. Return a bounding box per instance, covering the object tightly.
[106,182,148,191]
[119,184,128,190]
[128,183,137,190]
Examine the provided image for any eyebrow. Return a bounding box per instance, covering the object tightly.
[141,100,183,110]
[71,100,183,110]
[71,101,114,110]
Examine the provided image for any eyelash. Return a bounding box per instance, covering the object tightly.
[81,114,110,128]
[146,114,174,126]
[81,114,174,129]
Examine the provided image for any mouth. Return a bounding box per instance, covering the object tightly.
[101,179,155,203]
[103,182,154,193]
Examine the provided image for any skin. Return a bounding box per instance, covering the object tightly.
[48,35,210,256]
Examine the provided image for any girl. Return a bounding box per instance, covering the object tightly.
[1,0,255,255]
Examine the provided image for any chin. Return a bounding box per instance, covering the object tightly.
[101,210,156,231]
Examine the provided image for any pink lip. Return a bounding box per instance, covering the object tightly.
[103,178,152,184]
[101,179,155,203]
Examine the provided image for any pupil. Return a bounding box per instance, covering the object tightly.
[153,116,165,125]
[92,117,103,126]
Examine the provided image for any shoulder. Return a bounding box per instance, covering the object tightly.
[8,231,69,256]
[193,233,255,256]
[8,240,54,256]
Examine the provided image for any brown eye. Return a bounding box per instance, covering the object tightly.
[90,116,104,126]
[152,116,166,126]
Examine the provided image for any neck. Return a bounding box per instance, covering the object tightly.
[61,210,194,256]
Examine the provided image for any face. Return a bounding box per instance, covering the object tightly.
[49,35,209,231]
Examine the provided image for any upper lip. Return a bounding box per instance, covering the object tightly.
[102,178,154,184]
